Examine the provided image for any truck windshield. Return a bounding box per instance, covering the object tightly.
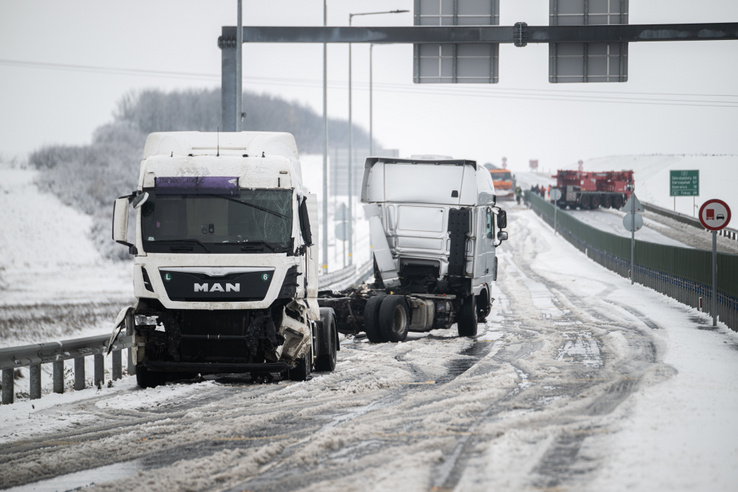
[491,171,512,181]
[140,189,293,254]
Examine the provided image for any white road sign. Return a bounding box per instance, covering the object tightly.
[623,213,643,232]
[699,199,732,231]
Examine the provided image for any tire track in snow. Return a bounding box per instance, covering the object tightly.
[435,208,665,491]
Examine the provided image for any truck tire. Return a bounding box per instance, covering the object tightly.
[315,312,337,372]
[363,296,386,343]
[580,194,590,210]
[136,366,167,388]
[603,195,613,209]
[457,295,478,337]
[288,346,312,381]
[613,194,624,209]
[379,295,409,343]
[476,294,491,322]
[591,194,601,209]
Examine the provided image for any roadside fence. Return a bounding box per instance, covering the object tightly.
[525,191,738,332]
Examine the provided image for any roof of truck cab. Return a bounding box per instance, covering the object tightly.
[361,156,495,206]
[142,131,299,162]
[139,132,304,192]
[364,156,477,169]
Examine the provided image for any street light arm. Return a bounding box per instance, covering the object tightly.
[350,9,410,24]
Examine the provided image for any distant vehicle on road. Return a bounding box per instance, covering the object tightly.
[551,169,634,210]
[485,165,514,200]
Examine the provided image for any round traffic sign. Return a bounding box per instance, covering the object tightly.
[698,199,731,231]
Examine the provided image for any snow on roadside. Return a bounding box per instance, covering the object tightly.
[0,161,132,342]
[527,210,738,491]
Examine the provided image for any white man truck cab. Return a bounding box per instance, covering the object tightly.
[111,132,337,387]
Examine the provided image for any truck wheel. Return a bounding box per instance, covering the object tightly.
[591,194,601,209]
[315,313,337,372]
[613,194,624,209]
[379,295,409,343]
[457,296,478,337]
[136,366,167,388]
[603,195,612,209]
[363,296,386,343]
[476,295,491,322]
[580,194,590,209]
[289,346,312,381]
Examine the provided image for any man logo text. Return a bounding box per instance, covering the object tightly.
[194,283,240,293]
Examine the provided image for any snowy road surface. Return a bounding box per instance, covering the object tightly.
[2,203,737,492]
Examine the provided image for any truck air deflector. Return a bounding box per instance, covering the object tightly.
[154,176,240,195]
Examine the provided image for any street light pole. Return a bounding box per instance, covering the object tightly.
[369,43,373,156]
[347,9,408,266]
[235,0,242,132]
[322,0,328,274]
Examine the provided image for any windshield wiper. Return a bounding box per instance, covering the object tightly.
[239,241,279,252]
[151,239,211,253]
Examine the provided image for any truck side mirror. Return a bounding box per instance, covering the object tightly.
[497,231,508,242]
[299,197,313,246]
[496,209,507,229]
[112,195,137,254]
[112,196,130,245]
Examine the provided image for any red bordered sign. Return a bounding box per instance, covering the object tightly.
[699,199,732,231]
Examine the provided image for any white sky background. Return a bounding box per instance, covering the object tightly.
[1,0,737,171]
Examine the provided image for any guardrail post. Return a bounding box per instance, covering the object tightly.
[126,324,136,376]
[2,368,14,404]
[30,364,41,400]
[94,353,104,388]
[128,348,136,375]
[74,357,85,391]
[53,360,64,394]
[112,350,122,380]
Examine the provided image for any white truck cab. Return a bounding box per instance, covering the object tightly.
[112,132,337,387]
[329,156,508,341]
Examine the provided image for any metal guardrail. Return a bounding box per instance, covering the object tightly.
[643,201,738,242]
[319,260,373,291]
[1,335,133,405]
[0,262,374,405]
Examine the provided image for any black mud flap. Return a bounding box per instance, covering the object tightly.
[448,208,470,277]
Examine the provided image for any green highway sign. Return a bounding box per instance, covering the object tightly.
[670,170,699,197]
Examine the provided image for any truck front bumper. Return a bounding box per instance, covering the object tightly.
[142,360,292,374]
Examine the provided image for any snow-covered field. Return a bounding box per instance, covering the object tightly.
[1,156,738,491]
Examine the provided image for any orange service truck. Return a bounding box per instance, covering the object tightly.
[486,166,514,200]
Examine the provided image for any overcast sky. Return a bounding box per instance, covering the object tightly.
[1,0,737,171]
